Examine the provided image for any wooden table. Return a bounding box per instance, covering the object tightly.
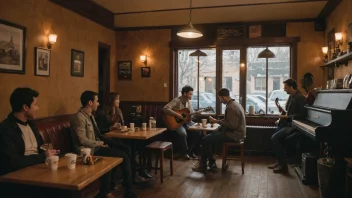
[345,158,352,197]
[0,156,122,198]
[105,128,167,140]
[188,123,221,135]
[105,128,167,182]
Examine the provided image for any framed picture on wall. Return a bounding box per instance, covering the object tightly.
[141,67,151,77]
[71,49,84,77]
[0,19,26,74]
[34,47,50,76]
[118,61,132,80]
[249,25,261,38]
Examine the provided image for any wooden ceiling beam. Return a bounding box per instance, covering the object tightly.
[49,0,114,30]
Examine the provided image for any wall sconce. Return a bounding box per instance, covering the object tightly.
[322,46,328,63]
[240,63,245,67]
[47,34,57,49]
[140,55,147,66]
[335,32,342,54]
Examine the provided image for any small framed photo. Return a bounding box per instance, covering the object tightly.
[141,67,151,77]
[249,25,261,38]
[34,47,50,76]
[71,49,84,77]
[117,61,132,80]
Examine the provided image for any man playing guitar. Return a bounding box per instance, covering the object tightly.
[163,85,202,160]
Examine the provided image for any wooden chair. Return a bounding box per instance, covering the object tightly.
[221,140,245,174]
[146,141,173,183]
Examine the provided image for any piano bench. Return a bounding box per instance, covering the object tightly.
[221,140,245,174]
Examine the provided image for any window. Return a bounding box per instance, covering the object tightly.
[177,49,216,113]
[247,46,290,114]
[255,77,266,90]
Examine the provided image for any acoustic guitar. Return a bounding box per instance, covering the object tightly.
[164,106,213,130]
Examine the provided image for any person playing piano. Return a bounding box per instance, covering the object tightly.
[268,78,306,173]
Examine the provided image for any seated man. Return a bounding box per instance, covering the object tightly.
[0,88,59,195]
[268,78,306,173]
[192,88,246,171]
[70,91,137,198]
[163,85,202,159]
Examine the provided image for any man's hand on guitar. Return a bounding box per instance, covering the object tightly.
[209,116,217,123]
[175,113,184,120]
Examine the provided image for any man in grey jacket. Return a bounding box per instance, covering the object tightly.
[192,88,246,172]
[71,91,136,198]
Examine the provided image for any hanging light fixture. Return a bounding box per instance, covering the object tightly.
[189,49,207,57]
[257,48,276,58]
[177,0,203,39]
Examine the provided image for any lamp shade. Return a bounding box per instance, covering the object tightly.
[177,22,203,39]
[48,34,57,43]
[189,49,207,56]
[257,48,276,58]
[322,47,328,54]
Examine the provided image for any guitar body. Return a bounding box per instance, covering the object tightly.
[164,108,193,130]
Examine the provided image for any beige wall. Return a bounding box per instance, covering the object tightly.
[287,22,325,91]
[115,30,171,102]
[325,0,352,80]
[0,0,116,120]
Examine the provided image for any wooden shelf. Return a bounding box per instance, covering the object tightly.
[320,52,352,68]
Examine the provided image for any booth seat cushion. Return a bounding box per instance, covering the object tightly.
[33,114,74,154]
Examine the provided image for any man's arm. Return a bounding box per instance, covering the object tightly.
[217,108,238,130]
[0,125,46,173]
[71,116,104,148]
[290,96,307,120]
[163,98,180,116]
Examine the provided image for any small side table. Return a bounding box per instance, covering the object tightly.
[345,158,352,198]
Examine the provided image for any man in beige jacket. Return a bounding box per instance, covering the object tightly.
[71,91,136,198]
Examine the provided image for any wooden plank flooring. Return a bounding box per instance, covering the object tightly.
[112,156,319,198]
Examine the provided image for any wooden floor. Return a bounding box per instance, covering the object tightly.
[112,156,319,198]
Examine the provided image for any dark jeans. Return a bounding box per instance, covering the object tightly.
[271,126,297,166]
[200,132,233,164]
[175,122,203,155]
[95,146,133,195]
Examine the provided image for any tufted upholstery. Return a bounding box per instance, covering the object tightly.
[119,101,168,127]
[33,114,74,154]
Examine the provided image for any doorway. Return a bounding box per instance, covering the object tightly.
[98,42,110,105]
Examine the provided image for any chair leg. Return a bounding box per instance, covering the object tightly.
[155,155,159,174]
[170,146,173,176]
[222,145,227,172]
[160,150,164,184]
[241,145,244,174]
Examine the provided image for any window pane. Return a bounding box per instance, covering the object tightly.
[267,46,290,114]
[221,50,240,114]
[177,49,216,113]
[247,47,267,114]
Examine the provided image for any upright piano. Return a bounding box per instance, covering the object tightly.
[292,89,352,196]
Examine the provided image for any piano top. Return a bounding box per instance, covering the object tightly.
[313,89,352,110]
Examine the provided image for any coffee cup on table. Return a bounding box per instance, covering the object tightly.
[201,119,207,128]
[45,156,59,170]
[80,148,91,163]
[129,123,135,132]
[142,123,147,131]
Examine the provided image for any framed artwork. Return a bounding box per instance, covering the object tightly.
[0,19,26,74]
[348,23,352,42]
[327,29,335,60]
[117,61,132,80]
[141,67,151,77]
[217,25,245,39]
[71,49,84,77]
[249,25,261,38]
[34,47,50,76]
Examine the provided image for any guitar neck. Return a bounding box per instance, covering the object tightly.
[189,109,207,116]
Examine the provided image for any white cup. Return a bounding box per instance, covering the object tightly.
[130,123,135,132]
[45,156,59,170]
[249,106,255,115]
[201,119,207,128]
[80,148,91,163]
[142,123,147,131]
[65,153,77,169]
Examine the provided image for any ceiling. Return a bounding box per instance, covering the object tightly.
[92,0,328,28]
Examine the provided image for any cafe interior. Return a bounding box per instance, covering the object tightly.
[1,0,352,197]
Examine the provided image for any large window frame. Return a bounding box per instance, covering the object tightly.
[170,37,298,115]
